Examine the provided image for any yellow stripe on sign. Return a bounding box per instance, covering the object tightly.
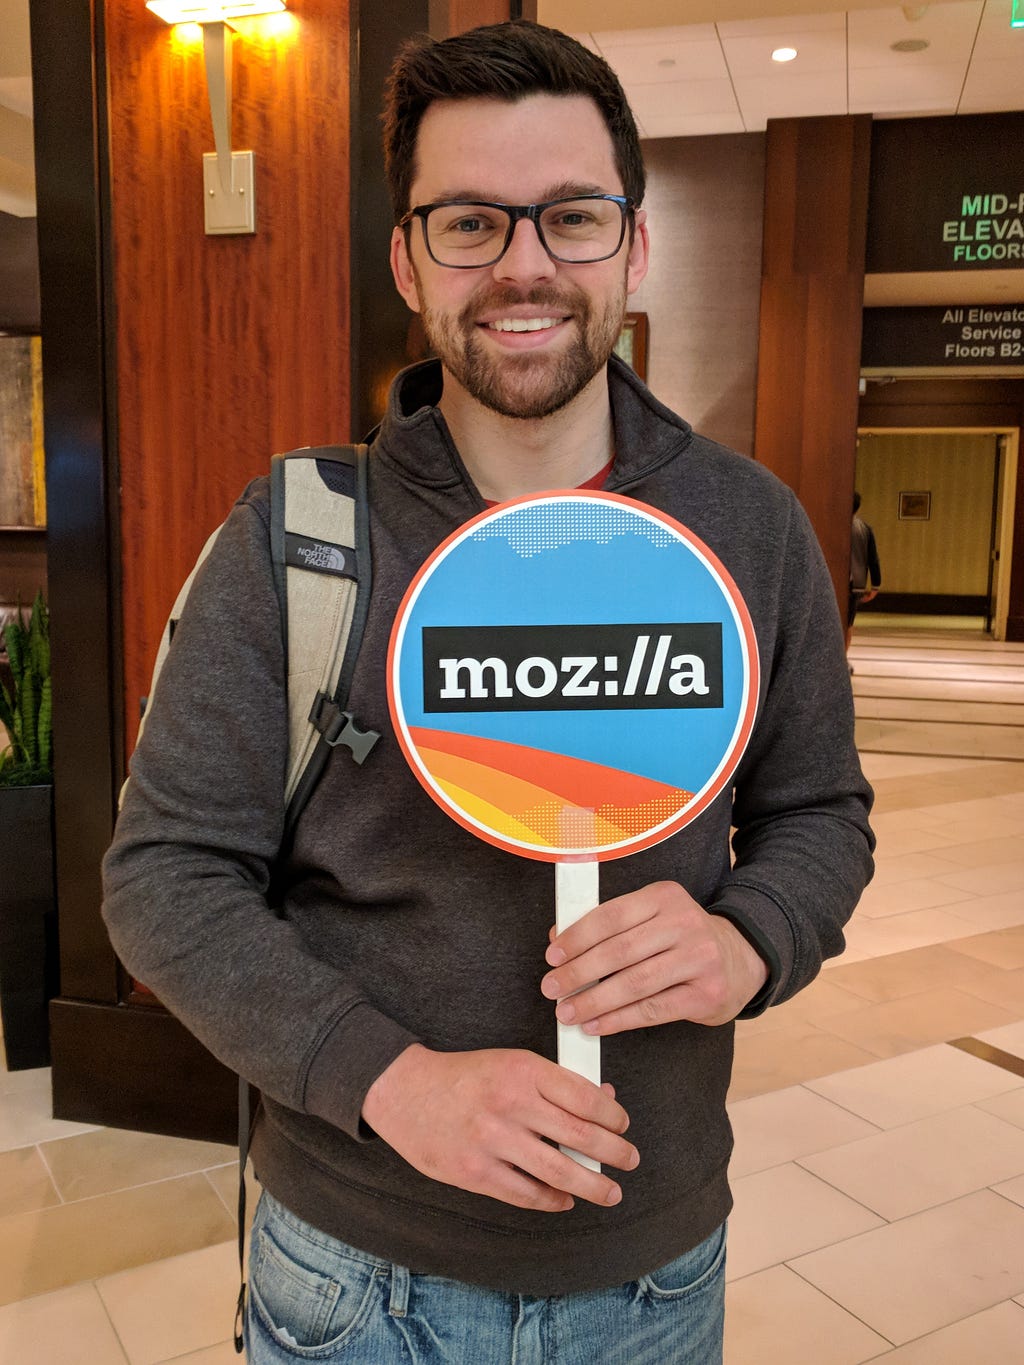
[436,778,555,847]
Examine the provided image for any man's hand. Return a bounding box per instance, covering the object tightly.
[361,1044,639,1213]
[541,881,769,1034]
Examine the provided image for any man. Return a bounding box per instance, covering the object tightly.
[847,490,882,650]
[103,21,873,1364]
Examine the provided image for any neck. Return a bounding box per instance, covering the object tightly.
[438,367,615,502]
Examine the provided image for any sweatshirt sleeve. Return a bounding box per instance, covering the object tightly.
[101,485,418,1138]
[706,489,875,1015]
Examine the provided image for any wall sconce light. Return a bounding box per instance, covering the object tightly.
[145,2,287,235]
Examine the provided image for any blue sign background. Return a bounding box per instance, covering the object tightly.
[392,496,756,796]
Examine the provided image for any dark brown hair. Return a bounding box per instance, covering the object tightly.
[382,20,646,222]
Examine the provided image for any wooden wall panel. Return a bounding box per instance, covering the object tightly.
[105,0,351,752]
[0,532,47,606]
[754,115,872,611]
[435,0,534,35]
[629,135,765,457]
[0,212,40,332]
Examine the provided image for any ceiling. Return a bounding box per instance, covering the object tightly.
[545,0,1024,137]
[1,0,1022,302]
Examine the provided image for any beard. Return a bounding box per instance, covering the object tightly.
[416,274,628,421]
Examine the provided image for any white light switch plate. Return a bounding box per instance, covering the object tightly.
[203,151,256,235]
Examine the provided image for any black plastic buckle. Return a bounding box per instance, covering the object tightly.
[309,693,381,765]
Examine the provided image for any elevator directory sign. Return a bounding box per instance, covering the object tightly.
[388,491,760,862]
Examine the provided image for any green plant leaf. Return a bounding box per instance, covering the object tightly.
[1,591,53,784]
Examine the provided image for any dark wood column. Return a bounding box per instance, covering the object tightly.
[753,115,872,610]
[34,0,421,1143]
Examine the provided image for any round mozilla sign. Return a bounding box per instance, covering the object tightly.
[387,491,759,862]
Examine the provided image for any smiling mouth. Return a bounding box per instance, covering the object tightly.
[484,316,567,333]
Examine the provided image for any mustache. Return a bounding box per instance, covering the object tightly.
[458,284,587,324]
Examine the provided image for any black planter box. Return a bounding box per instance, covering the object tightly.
[0,784,59,1070]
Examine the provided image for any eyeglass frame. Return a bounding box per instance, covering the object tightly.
[398,194,636,270]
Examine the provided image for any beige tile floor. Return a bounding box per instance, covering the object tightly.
[1,627,1023,1363]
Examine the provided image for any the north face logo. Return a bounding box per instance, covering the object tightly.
[297,542,347,572]
[284,532,356,579]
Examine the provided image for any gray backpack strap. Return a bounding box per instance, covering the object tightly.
[235,443,376,1352]
[273,444,378,840]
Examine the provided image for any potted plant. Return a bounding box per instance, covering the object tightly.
[0,591,59,1069]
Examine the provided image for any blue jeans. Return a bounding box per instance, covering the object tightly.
[245,1191,726,1364]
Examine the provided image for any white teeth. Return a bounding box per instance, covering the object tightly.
[486,317,562,332]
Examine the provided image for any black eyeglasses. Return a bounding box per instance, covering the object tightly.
[399,195,635,269]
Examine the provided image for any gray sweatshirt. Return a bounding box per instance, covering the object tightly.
[102,357,873,1295]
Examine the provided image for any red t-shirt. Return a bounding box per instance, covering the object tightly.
[484,458,614,507]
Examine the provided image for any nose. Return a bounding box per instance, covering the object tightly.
[493,216,557,285]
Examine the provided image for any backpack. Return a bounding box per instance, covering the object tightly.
[126,443,379,1353]
[133,443,379,824]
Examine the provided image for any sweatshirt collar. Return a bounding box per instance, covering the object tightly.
[371,354,694,495]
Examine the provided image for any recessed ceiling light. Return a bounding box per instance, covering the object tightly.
[772,47,798,62]
[891,38,930,52]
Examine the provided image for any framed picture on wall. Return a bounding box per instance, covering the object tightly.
[898,490,931,521]
[0,335,46,529]
[614,312,649,381]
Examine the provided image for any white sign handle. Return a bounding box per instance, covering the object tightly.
[555,858,601,1171]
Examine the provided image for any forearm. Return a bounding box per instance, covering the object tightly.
[103,835,418,1135]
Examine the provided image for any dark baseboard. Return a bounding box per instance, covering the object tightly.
[860,593,988,617]
[50,998,237,1145]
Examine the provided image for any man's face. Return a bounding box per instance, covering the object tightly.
[390,94,649,422]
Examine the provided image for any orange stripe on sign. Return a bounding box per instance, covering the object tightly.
[409,726,687,809]
[417,745,568,821]
[418,746,631,844]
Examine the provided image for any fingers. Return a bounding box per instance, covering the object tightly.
[546,886,664,970]
[542,886,702,1000]
[540,882,752,1033]
[568,981,709,1035]
[536,1055,630,1136]
[510,1124,635,1207]
[533,1088,637,1173]
[462,1160,575,1214]
[443,1065,635,1211]
[544,881,697,987]
[559,940,727,1024]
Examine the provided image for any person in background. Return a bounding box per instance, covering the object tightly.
[102,21,874,1364]
[848,489,882,652]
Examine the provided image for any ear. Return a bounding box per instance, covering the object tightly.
[625,207,650,297]
[390,227,422,313]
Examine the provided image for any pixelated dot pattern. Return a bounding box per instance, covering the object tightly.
[516,793,695,848]
[472,502,678,559]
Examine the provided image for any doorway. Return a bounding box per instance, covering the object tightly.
[855,427,1019,641]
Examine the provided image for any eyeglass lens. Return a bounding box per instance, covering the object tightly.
[424,199,626,267]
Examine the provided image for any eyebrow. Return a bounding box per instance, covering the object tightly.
[421,182,612,206]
